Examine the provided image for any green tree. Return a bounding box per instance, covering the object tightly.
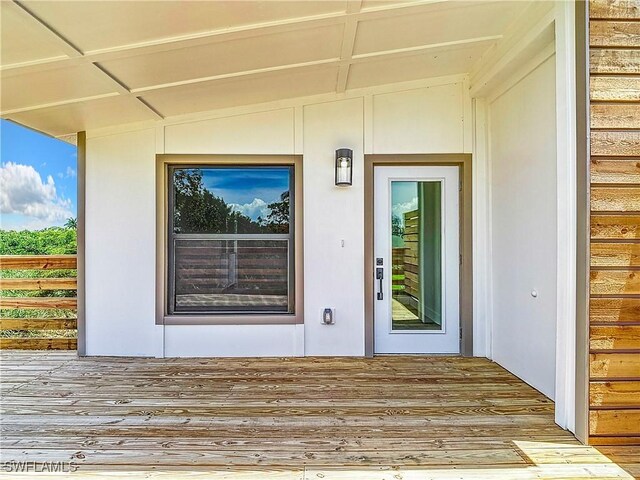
[259,191,290,233]
[392,214,404,238]
[0,227,76,255]
[173,169,262,234]
[64,217,77,230]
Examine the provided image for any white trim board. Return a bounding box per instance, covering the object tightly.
[552,0,577,434]
[470,3,578,433]
[471,97,492,359]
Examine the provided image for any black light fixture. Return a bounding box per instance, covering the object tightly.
[335,148,353,186]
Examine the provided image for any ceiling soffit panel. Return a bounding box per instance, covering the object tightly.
[99,24,344,90]
[21,0,349,53]
[6,95,157,137]
[0,3,69,66]
[1,64,121,113]
[354,1,526,55]
[348,42,492,90]
[140,65,340,117]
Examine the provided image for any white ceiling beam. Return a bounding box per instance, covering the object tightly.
[131,59,341,95]
[1,0,452,77]
[352,35,503,61]
[0,93,120,115]
[135,97,165,120]
[91,63,130,96]
[360,0,448,14]
[336,1,362,93]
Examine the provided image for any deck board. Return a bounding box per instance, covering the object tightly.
[0,352,637,478]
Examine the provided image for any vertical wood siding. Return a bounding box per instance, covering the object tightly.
[589,0,640,446]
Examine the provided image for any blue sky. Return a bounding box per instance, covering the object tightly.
[0,119,77,230]
[392,181,419,225]
[199,167,290,220]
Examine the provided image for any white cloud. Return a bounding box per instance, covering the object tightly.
[0,162,73,226]
[230,198,270,220]
[57,166,76,179]
[392,197,418,224]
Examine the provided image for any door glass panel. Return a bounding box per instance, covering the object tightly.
[391,181,442,331]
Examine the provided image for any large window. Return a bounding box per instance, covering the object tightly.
[168,165,294,315]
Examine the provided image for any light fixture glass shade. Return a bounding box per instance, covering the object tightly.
[335,148,353,186]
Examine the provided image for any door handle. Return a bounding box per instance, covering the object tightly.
[376,267,384,300]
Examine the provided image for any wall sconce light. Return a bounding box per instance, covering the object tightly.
[335,148,353,186]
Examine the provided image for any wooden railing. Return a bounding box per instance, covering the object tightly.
[0,255,77,350]
[175,239,289,296]
[392,247,406,291]
[403,209,420,298]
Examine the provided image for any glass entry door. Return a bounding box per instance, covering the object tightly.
[373,166,460,354]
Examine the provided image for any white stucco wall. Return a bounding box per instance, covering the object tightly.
[488,56,558,399]
[85,128,162,356]
[84,79,467,357]
[302,98,365,356]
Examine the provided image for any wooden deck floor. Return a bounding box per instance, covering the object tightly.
[0,351,638,479]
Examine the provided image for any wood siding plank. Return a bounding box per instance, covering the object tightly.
[590,270,640,295]
[591,242,640,267]
[591,215,640,239]
[590,0,640,19]
[591,187,640,211]
[0,255,77,270]
[591,132,640,157]
[590,76,640,102]
[590,410,640,436]
[590,353,640,379]
[590,21,640,47]
[590,49,640,74]
[590,437,640,446]
[591,297,640,323]
[591,158,640,183]
[590,325,640,350]
[590,381,640,407]
[591,104,640,129]
[0,278,77,290]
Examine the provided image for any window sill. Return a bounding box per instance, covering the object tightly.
[162,314,302,325]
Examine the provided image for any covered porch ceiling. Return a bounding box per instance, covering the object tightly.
[1,0,530,140]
